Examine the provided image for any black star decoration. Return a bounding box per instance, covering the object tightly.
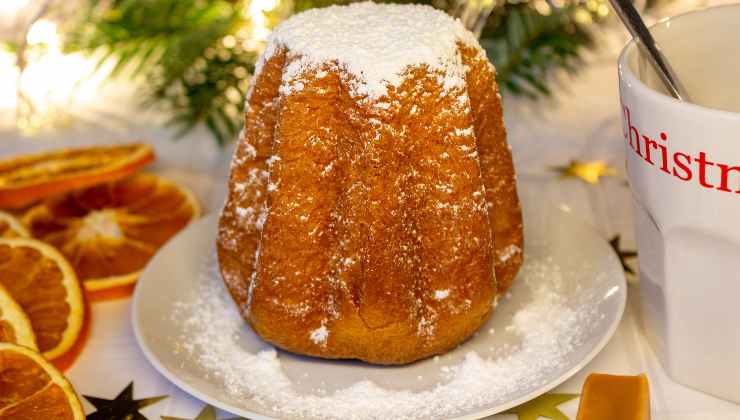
[84,382,167,420]
[609,235,638,275]
[161,404,249,420]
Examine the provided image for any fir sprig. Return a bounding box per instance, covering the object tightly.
[63,0,605,143]
[481,4,597,98]
[65,0,255,144]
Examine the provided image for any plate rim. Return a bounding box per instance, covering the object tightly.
[449,260,627,419]
[132,211,627,420]
[132,215,279,420]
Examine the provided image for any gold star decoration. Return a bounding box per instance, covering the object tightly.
[609,235,638,275]
[500,393,579,420]
[552,160,618,185]
[84,382,167,420]
[162,404,249,420]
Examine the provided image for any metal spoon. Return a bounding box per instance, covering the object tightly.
[609,0,692,101]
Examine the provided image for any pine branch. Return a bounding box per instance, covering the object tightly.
[64,0,256,144]
[63,0,607,144]
[480,3,599,98]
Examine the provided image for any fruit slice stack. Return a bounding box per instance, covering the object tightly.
[0,143,200,299]
[0,142,200,414]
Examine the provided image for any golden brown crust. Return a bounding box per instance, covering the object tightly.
[217,49,286,316]
[460,44,524,294]
[218,44,522,365]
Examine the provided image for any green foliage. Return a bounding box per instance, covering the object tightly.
[1,41,19,54]
[481,4,597,98]
[64,0,605,143]
[65,0,255,144]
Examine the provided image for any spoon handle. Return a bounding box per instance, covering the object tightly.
[610,0,692,101]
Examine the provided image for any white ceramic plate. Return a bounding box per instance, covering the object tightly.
[133,188,626,420]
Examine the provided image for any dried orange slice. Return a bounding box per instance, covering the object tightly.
[0,284,37,350]
[0,143,155,209]
[0,342,84,420]
[23,174,200,299]
[0,211,28,238]
[0,239,85,362]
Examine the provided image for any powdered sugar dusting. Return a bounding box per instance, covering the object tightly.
[257,2,482,100]
[310,324,330,346]
[434,289,450,300]
[173,251,601,420]
[498,244,521,263]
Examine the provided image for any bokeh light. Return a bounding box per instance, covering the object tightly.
[0,0,31,17]
[247,0,280,42]
[1,15,107,133]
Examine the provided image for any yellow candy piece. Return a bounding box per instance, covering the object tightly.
[576,373,651,420]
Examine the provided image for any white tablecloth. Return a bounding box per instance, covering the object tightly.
[2,9,738,419]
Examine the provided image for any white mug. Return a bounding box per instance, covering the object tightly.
[618,5,740,402]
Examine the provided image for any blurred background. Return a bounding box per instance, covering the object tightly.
[0,0,730,215]
[0,0,721,141]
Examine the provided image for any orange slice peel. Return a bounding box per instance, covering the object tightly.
[0,342,84,420]
[0,143,155,209]
[0,283,37,350]
[49,296,91,372]
[0,211,29,238]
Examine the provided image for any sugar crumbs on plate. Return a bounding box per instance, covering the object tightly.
[173,252,598,420]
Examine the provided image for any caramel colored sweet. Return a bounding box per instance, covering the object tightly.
[576,373,651,420]
[217,3,523,364]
